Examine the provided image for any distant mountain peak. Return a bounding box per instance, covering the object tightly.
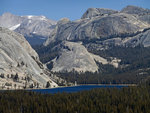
[81,8,118,19]
[23,15,48,21]
[2,12,14,16]
[123,5,145,10]
[0,13,57,45]
[121,5,150,15]
[58,18,70,24]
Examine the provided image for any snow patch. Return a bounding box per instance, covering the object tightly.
[9,24,20,30]
[27,15,34,19]
[40,16,47,21]
[29,20,32,23]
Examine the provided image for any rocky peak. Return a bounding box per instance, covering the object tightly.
[2,12,14,17]
[0,12,24,28]
[0,13,57,45]
[57,18,70,25]
[121,5,150,16]
[81,8,118,19]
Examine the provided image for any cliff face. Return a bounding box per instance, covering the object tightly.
[0,27,58,89]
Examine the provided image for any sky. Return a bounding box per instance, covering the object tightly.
[0,0,150,21]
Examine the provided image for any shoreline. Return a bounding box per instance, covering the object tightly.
[0,84,137,91]
[28,84,137,90]
[77,84,137,86]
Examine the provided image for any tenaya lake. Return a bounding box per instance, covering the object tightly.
[31,85,129,94]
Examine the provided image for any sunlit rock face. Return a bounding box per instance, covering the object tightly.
[50,41,109,73]
[0,27,58,89]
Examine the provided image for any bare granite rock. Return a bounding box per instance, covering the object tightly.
[49,41,118,73]
[0,27,58,89]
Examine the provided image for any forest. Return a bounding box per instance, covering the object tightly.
[0,81,150,113]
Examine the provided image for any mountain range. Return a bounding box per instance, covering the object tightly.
[45,6,150,46]
[1,5,150,88]
[33,5,150,84]
[36,6,149,72]
[0,12,56,45]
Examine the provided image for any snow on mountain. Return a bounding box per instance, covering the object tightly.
[27,15,34,19]
[0,13,57,45]
[9,24,21,30]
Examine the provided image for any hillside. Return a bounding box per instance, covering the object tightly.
[0,27,60,89]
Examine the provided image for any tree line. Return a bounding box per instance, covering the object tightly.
[0,84,150,113]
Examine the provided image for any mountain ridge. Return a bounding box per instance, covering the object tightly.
[44,7,150,46]
[0,13,57,45]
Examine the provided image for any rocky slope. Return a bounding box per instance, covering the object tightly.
[47,41,119,73]
[40,40,120,73]
[0,27,59,89]
[42,6,150,73]
[0,13,56,45]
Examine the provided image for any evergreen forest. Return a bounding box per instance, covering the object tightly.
[0,82,150,113]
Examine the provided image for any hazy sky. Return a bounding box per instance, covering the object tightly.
[0,0,150,21]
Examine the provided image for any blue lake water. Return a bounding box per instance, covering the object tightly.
[31,85,128,94]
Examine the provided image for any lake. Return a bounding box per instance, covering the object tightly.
[31,85,128,94]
